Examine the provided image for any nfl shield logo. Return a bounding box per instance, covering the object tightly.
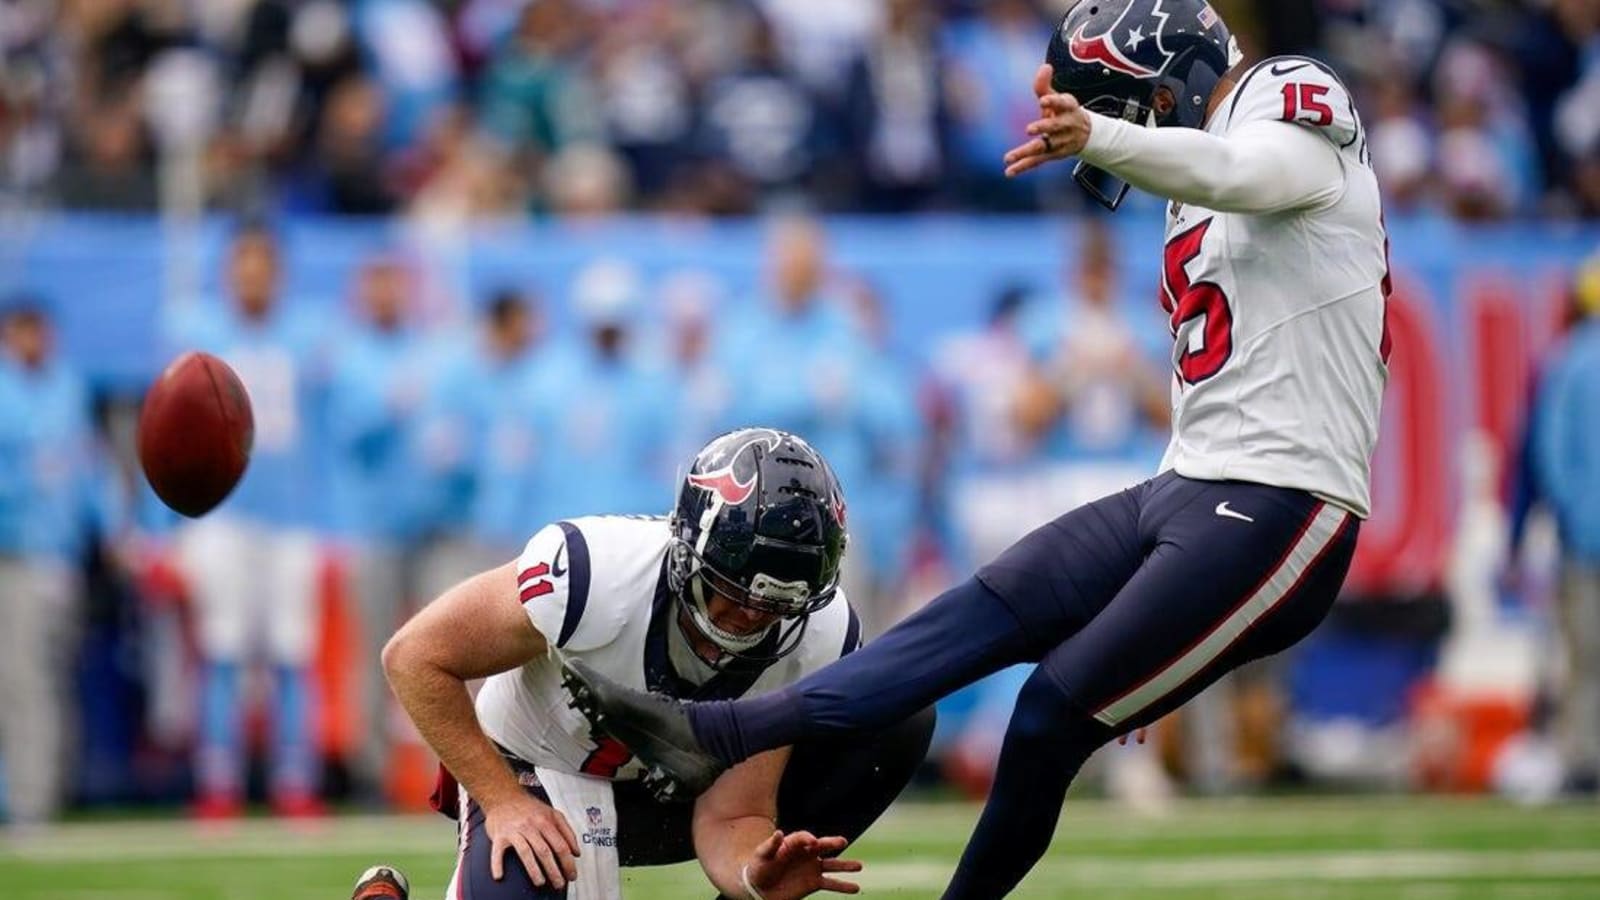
[586,806,603,828]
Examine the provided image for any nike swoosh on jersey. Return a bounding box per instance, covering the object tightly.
[1214,502,1256,523]
[1270,62,1310,76]
[552,542,568,578]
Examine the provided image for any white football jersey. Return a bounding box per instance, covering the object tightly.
[475,515,860,781]
[1158,56,1390,517]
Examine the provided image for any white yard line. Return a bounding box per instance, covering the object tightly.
[854,851,1600,892]
[4,802,1598,873]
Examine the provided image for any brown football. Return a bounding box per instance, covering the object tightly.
[138,351,254,517]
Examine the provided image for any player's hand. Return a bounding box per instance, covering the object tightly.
[743,829,863,899]
[482,791,581,890]
[1003,64,1093,178]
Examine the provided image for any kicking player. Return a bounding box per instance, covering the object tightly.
[562,2,1391,897]
[376,428,933,899]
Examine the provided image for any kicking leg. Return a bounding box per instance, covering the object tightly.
[563,484,1147,798]
[691,578,1032,763]
[690,483,1151,764]
[942,483,1359,898]
[943,672,1111,899]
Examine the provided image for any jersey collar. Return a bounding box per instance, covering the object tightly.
[644,559,783,701]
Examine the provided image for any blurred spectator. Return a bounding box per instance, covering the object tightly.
[472,260,671,547]
[839,278,923,635]
[417,287,546,586]
[0,296,98,826]
[1431,40,1539,221]
[325,256,428,799]
[479,0,602,169]
[542,144,632,219]
[934,228,1179,808]
[932,284,1039,571]
[694,9,820,208]
[1368,77,1433,212]
[658,269,734,467]
[401,104,527,229]
[721,218,911,625]
[843,0,950,211]
[51,87,157,210]
[166,224,325,818]
[306,76,397,214]
[528,260,674,520]
[7,0,1598,219]
[1532,259,1600,796]
[1015,224,1169,459]
[940,0,1051,210]
[351,0,460,150]
[590,3,697,199]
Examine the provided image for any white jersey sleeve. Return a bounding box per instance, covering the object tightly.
[515,520,628,652]
[1223,56,1362,152]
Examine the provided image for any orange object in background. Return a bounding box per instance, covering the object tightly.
[314,553,357,763]
[1411,679,1531,792]
[313,551,437,811]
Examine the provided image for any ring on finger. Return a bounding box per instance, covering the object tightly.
[1041,132,1054,153]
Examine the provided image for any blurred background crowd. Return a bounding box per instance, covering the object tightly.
[2,0,1600,832]
[3,0,1600,220]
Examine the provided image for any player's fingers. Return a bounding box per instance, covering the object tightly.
[510,833,548,887]
[818,876,862,894]
[543,823,579,883]
[755,829,783,861]
[489,835,507,881]
[1003,138,1047,167]
[1024,116,1065,137]
[551,811,582,859]
[526,832,567,889]
[1040,92,1081,114]
[821,857,864,873]
[1033,63,1053,99]
[814,835,850,856]
[1005,152,1053,179]
[780,831,821,863]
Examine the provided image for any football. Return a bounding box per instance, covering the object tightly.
[137,351,254,517]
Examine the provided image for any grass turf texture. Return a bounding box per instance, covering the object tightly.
[3,796,1599,898]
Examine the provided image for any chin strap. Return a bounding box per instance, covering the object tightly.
[686,576,773,654]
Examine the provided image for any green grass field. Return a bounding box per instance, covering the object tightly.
[3,796,1599,899]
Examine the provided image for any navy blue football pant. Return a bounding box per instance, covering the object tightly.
[689,472,1359,898]
[451,707,935,898]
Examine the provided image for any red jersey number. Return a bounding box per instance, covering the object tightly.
[1162,220,1234,385]
[580,735,633,778]
[1282,83,1335,128]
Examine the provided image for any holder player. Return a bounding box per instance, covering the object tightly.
[364,428,934,899]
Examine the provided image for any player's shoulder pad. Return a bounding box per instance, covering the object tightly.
[1224,55,1361,150]
[791,592,863,676]
[516,515,671,652]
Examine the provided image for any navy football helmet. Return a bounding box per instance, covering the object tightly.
[668,428,847,664]
[1046,0,1242,210]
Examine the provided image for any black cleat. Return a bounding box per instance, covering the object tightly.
[561,658,727,801]
[351,865,409,900]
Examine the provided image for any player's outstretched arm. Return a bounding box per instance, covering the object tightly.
[382,563,581,890]
[1003,63,1344,214]
[691,748,863,899]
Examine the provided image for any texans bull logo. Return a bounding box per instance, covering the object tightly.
[1066,0,1176,79]
[686,429,784,505]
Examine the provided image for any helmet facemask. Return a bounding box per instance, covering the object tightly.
[1072,88,1160,211]
[667,516,838,668]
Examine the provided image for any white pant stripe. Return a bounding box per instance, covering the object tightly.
[1093,503,1349,727]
